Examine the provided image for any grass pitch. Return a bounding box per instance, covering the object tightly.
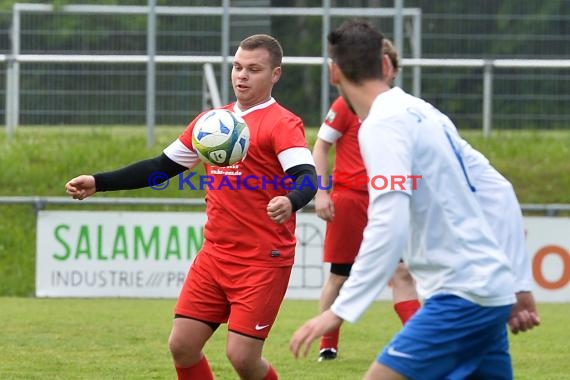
[1,298,568,379]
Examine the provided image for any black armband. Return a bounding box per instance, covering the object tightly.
[285,164,318,212]
[94,153,187,192]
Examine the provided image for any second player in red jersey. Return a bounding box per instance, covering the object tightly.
[313,39,420,362]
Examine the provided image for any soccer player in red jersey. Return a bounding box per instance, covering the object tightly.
[66,34,317,380]
[314,39,420,361]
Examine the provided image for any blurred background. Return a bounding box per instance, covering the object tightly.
[0,0,568,132]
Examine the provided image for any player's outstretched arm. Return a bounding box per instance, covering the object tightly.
[65,153,188,200]
[65,175,96,200]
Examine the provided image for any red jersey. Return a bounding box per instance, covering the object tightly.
[177,99,310,267]
[318,96,367,192]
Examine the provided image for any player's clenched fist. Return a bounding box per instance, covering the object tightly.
[65,175,96,200]
[267,196,293,224]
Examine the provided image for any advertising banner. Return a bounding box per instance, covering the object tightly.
[36,211,569,302]
[524,217,570,302]
[36,211,206,298]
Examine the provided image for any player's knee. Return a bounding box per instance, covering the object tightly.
[226,348,257,377]
[168,333,200,364]
[168,333,186,359]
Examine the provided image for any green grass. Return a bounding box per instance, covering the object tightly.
[0,298,568,379]
[457,130,570,204]
[1,126,569,201]
[0,126,185,198]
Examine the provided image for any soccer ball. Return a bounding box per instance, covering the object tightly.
[191,109,250,166]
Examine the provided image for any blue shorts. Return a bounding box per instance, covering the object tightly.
[378,294,513,380]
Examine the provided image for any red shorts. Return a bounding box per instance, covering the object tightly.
[175,251,292,339]
[323,189,369,264]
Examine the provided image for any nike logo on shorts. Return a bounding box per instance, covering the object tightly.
[387,346,414,359]
[255,323,270,331]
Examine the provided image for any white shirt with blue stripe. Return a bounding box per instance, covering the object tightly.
[331,87,516,323]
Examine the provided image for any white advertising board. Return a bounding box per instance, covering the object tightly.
[35,210,349,298]
[36,211,206,298]
[524,217,570,302]
[36,211,569,302]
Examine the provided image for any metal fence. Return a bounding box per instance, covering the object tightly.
[1,1,569,137]
[1,196,570,217]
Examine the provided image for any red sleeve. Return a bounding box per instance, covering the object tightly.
[325,97,357,135]
[271,113,308,155]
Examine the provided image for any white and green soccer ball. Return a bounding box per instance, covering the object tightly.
[191,109,250,167]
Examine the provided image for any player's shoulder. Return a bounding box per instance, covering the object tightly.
[373,87,427,122]
[270,101,304,125]
[271,100,301,117]
[331,96,349,110]
[333,97,357,117]
[378,87,413,109]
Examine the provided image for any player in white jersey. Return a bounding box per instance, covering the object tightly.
[290,19,539,380]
